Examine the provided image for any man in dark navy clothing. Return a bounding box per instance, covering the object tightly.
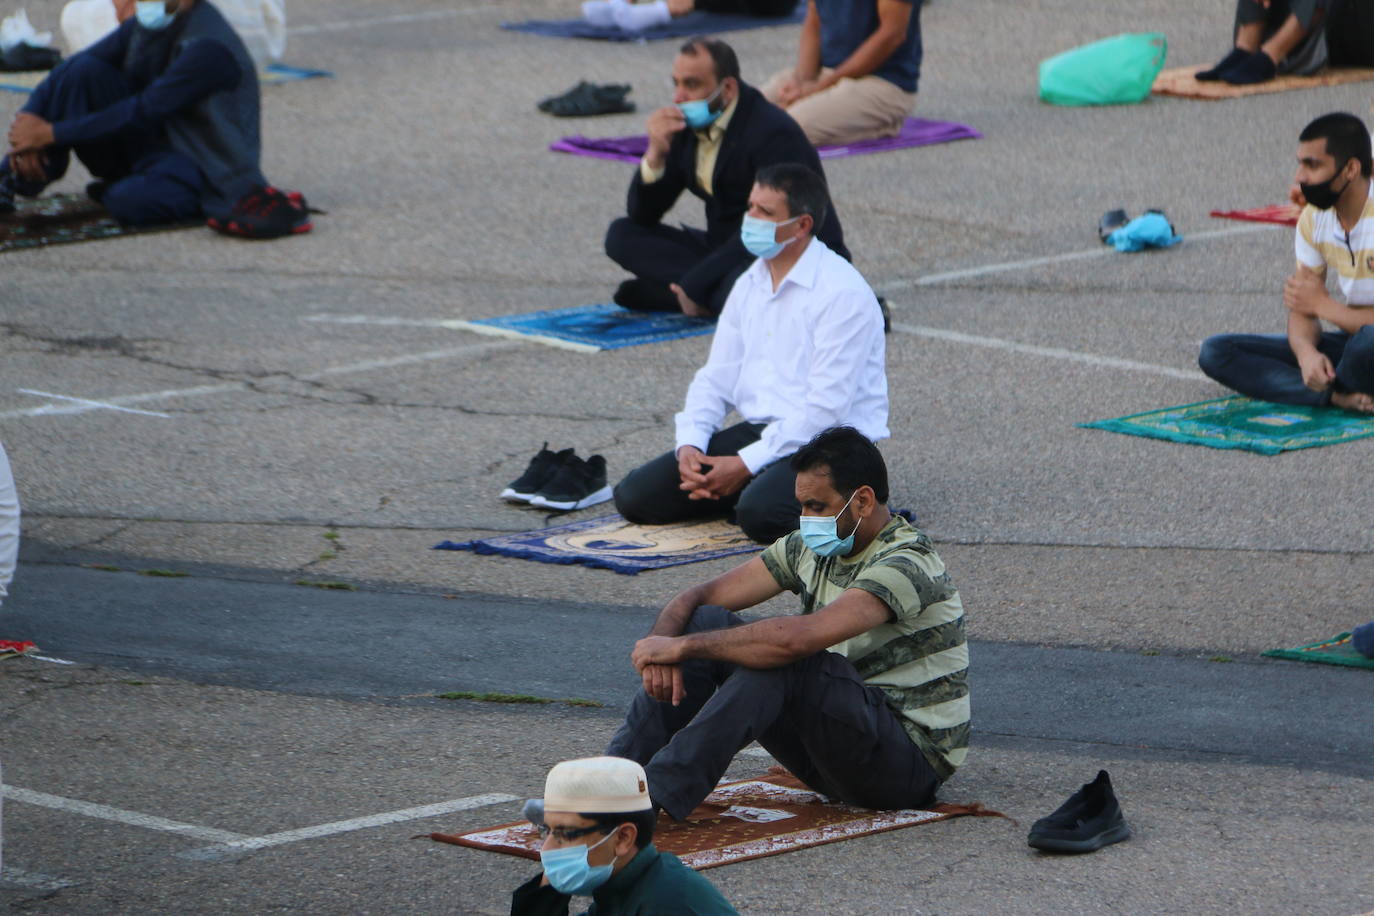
[1,0,268,227]
[604,36,848,317]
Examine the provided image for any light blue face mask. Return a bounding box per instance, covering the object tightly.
[539,830,619,896]
[135,0,176,30]
[799,490,859,557]
[676,83,724,130]
[740,214,800,260]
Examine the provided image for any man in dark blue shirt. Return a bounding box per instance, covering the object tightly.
[1,0,281,228]
[761,0,923,147]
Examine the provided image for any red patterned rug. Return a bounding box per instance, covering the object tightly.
[429,773,1004,870]
[1209,204,1301,227]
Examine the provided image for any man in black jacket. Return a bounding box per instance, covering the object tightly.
[604,36,848,316]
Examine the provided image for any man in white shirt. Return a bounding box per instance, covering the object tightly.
[612,162,888,543]
[1200,112,1374,412]
[0,441,17,608]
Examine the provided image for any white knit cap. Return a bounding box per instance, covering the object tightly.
[543,757,652,814]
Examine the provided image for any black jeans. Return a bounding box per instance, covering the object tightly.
[604,217,749,316]
[1198,328,1374,405]
[606,606,943,821]
[612,421,799,545]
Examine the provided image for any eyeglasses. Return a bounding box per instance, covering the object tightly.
[535,824,613,843]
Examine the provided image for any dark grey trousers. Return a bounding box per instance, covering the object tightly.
[605,605,942,821]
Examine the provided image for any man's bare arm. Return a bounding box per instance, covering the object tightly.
[634,587,892,671]
[648,557,785,637]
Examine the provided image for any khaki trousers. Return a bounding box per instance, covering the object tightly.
[761,66,916,147]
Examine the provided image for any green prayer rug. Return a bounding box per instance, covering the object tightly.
[1262,633,1374,670]
[1079,396,1374,455]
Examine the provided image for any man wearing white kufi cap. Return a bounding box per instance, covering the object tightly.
[511,757,737,915]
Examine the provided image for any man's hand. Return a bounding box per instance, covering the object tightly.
[1284,269,1329,317]
[669,282,710,318]
[8,150,46,184]
[689,454,750,501]
[1297,348,1336,391]
[7,113,54,155]
[638,662,686,705]
[774,76,804,107]
[677,445,711,495]
[644,105,686,168]
[666,0,693,15]
[633,638,688,705]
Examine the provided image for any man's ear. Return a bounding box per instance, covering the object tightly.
[854,485,876,517]
[614,823,638,858]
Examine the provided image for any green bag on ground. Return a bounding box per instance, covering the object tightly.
[1039,32,1168,106]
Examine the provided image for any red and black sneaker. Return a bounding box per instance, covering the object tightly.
[207,185,313,239]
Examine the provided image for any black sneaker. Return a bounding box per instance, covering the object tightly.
[501,443,575,503]
[207,185,312,239]
[1027,770,1131,854]
[530,454,612,511]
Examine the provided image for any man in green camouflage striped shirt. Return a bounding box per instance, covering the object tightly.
[607,426,969,820]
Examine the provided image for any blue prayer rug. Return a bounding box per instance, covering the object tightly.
[0,62,330,94]
[1079,395,1374,455]
[501,3,803,41]
[434,513,759,574]
[453,304,714,352]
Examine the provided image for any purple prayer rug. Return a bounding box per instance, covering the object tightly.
[550,117,982,164]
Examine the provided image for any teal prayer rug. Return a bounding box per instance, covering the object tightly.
[0,193,198,253]
[434,513,758,574]
[452,304,714,352]
[1079,396,1374,455]
[1263,633,1374,670]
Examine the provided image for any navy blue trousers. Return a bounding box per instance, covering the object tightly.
[605,605,942,821]
[3,55,203,225]
[1199,328,1374,405]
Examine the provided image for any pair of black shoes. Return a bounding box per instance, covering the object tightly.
[538,81,635,117]
[1195,47,1277,85]
[1027,770,1132,854]
[502,443,613,511]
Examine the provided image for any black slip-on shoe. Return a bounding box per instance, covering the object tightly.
[530,454,612,511]
[501,443,576,503]
[613,278,679,312]
[1027,770,1131,853]
[1221,49,1277,85]
[1195,47,1248,81]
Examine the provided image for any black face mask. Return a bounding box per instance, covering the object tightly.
[1300,161,1352,210]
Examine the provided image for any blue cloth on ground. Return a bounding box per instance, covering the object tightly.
[501,3,803,41]
[1353,620,1374,658]
[1107,212,1182,252]
[453,304,715,351]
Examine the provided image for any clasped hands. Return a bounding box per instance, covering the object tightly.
[6,112,55,183]
[676,445,750,502]
[633,636,687,706]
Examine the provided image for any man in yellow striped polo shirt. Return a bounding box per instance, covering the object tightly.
[606,426,969,821]
[1200,111,1374,412]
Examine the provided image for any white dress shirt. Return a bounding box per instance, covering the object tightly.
[0,442,19,606]
[674,237,889,473]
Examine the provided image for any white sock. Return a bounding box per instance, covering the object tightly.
[613,0,670,32]
[581,0,617,27]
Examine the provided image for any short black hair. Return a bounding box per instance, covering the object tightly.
[790,426,888,503]
[582,809,657,850]
[1300,112,1372,177]
[754,162,829,232]
[679,36,740,83]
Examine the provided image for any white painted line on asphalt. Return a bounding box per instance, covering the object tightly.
[880,222,1282,290]
[180,792,519,861]
[291,5,503,34]
[0,341,521,420]
[1,785,250,844]
[0,866,80,891]
[890,323,1209,381]
[306,314,603,353]
[15,388,172,419]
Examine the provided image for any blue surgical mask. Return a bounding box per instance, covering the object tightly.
[135,1,176,29]
[799,490,859,557]
[539,830,619,896]
[676,83,724,130]
[740,214,801,260]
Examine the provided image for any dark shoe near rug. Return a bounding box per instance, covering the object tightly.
[0,43,60,72]
[539,81,634,117]
[1222,49,1277,85]
[1195,47,1248,81]
[207,185,312,239]
[613,277,680,312]
[1098,208,1129,244]
[1027,770,1131,854]
[530,454,613,511]
[501,443,575,503]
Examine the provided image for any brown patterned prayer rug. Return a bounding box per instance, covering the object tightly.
[428,773,1005,870]
[0,193,200,253]
[1152,64,1374,100]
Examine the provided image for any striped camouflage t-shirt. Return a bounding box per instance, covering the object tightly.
[1295,190,1374,305]
[760,515,969,778]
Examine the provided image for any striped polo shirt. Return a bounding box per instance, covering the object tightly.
[761,515,970,779]
[1296,189,1374,305]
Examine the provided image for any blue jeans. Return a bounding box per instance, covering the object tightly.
[605,605,942,820]
[1198,327,1374,405]
[2,55,204,226]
